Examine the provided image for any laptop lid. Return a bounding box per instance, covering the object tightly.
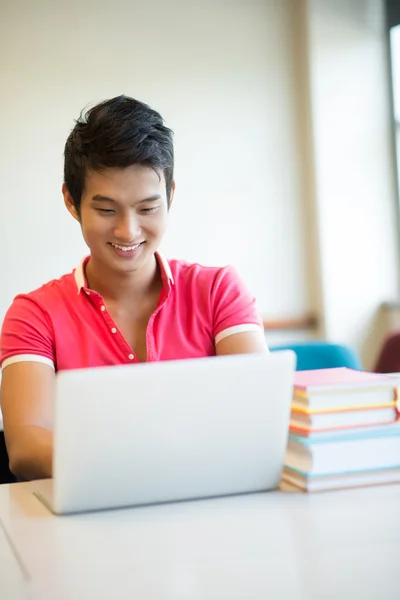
[49,351,295,514]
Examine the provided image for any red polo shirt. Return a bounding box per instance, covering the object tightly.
[0,253,264,372]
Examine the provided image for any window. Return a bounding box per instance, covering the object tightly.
[390,25,400,195]
[387,1,400,202]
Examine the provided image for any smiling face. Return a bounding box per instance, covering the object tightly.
[63,164,174,276]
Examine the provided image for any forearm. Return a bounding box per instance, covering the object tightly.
[7,425,53,481]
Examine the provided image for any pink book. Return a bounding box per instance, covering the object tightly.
[293,368,398,393]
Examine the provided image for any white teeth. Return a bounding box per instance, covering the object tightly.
[111,243,141,252]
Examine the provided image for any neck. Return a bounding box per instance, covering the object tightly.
[85,253,160,303]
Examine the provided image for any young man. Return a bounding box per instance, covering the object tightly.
[0,95,267,481]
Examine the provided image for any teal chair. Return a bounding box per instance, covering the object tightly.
[269,341,363,371]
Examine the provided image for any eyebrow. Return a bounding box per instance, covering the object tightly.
[91,194,162,204]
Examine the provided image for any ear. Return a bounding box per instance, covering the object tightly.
[62,184,80,221]
[168,181,176,210]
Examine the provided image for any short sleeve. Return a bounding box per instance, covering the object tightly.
[0,295,56,370]
[211,266,264,344]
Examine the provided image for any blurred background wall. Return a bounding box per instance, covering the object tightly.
[1,0,399,368]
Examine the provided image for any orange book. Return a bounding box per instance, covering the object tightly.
[290,406,398,434]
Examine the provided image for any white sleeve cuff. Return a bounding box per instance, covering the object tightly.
[215,324,264,345]
[1,354,55,371]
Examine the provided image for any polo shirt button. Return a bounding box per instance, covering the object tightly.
[111,328,117,334]
[128,354,134,360]
[85,291,90,295]
[101,305,106,312]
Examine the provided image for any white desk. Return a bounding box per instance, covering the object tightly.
[0,482,398,599]
[0,518,28,599]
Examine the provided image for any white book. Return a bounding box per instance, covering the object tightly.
[286,432,400,475]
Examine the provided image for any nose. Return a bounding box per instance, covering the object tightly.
[113,213,141,242]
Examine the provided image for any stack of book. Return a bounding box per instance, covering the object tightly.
[282,367,400,492]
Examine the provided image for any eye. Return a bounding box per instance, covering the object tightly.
[97,208,115,214]
[140,206,158,214]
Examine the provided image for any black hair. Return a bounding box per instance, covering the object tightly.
[64,95,174,214]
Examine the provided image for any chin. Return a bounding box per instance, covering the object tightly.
[111,246,154,271]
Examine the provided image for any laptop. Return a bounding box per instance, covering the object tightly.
[34,350,296,514]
